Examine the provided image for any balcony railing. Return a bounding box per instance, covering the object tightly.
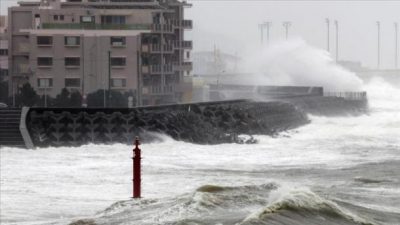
[173,62,193,71]
[151,24,173,33]
[16,43,30,54]
[167,20,193,29]
[173,41,192,49]
[151,64,174,74]
[182,20,193,29]
[142,64,174,74]
[149,44,174,54]
[41,23,152,30]
[14,64,30,74]
[143,85,175,95]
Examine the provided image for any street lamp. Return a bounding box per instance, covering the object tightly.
[258,22,272,46]
[282,21,292,40]
[395,22,398,69]
[335,20,339,62]
[326,18,330,52]
[377,21,381,69]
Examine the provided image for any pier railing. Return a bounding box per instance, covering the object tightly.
[324,92,367,100]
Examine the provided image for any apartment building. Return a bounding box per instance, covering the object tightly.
[8,0,193,106]
[0,16,8,83]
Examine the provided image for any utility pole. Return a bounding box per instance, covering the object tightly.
[335,20,339,62]
[395,22,398,69]
[377,21,381,69]
[326,18,330,52]
[282,21,292,40]
[108,50,111,107]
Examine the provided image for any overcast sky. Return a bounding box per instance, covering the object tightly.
[1,0,399,69]
[185,0,400,69]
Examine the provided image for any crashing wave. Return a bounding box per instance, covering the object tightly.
[68,184,377,225]
[241,188,375,225]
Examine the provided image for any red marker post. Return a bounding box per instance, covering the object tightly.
[132,137,141,198]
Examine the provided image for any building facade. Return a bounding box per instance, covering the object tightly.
[8,0,193,106]
[0,16,8,85]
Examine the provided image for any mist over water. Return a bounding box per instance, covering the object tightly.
[240,39,364,91]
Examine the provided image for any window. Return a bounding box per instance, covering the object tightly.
[37,78,53,88]
[110,37,126,47]
[65,57,80,67]
[80,16,94,23]
[110,57,126,67]
[65,78,80,87]
[53,15,64,21]
[111,78,126,88]
[37,36,53,46]
[0,69,8,76]
[101,15,126,25]
[65,36,80,46]
[37,57,53,66]
[0,49,8,56]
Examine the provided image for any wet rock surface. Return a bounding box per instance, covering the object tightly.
[26,100,309,147]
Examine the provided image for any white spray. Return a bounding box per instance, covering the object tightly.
[239,38,364,92]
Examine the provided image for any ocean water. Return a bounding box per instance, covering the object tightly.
[0,78,399,225]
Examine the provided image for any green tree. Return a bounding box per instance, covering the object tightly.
[87,90,135,108]
[0,81,8,103]
[87,90,106,107]
[70,91,82,107]
[54,88,71,107]
[17,83,39,107]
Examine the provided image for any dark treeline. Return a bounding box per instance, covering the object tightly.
[0,83,136,108]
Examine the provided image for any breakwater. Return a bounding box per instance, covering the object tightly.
[208,84,368,116]
[280,92,368,116]
[23,100,308,148]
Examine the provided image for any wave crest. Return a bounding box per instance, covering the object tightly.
[242,188,374,225]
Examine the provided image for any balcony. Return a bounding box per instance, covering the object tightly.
[14,64,30,74]
[15,43,30,55]
[142,85,175,95]
[142,64,174,74]
[168,20,193,29]
[173,41,192,50]
[150,64,174,74]
[148,44,174,54]
[151,24,174,33]
[173,62,193,71]
[182,20,193,29]
[41,23,151,30]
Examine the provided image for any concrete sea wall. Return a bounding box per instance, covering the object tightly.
[284,96,368,116]
[24,100,309,148]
